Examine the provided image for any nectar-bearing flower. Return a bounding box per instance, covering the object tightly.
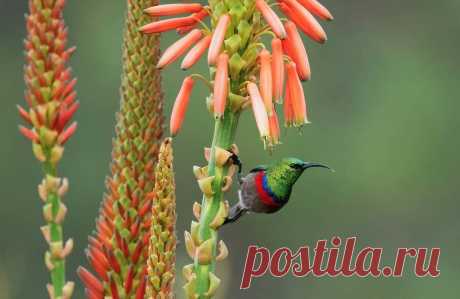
[19,0,78,298]
[78,0,164,298]
[142,0,333,297]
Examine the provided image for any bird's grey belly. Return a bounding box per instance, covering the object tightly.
[240,173,279,214]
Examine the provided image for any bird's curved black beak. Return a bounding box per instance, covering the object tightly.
[302,162,333,171]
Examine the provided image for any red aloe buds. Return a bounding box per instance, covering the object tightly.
[283,21,311,81]
[171,77,195,136]
[271,38,285,103]
[297,0,334,21]
[157,29,203,69]
[181,35,212,70]
[213,53,229,118]
[281,0,327,43]
[259,49,274,115]
[248,82,270,139]
[286,62,309,126]
[208,14,231,65]
[144,3,203,17]
[256,0,287,39]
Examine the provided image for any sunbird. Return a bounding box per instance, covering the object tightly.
[224,157,332,224]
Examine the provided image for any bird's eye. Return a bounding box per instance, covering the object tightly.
[290,163,303,170]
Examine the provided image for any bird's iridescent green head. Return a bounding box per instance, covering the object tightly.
[265,157,331,200]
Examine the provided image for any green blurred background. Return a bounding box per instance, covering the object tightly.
[1,0,459,298]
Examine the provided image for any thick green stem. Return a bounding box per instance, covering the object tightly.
[195,111,239,298]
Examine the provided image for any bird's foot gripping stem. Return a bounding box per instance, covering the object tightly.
[203,144,243,185]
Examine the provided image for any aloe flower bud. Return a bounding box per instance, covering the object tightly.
[271,38,285,103]
[181,35,212,70]
[255,0,287,39]
[79,0,164,297]
[248,82,270,139]
[208,14,231,65]
[157,29,203,69]
[283,21,311,81]
[19,0,78,297]
[144,3,204,17]
[280,0,327,43]
[171,77,195,136]
[213,53,230,118]
[147,138,177,298]
[297,0,334,21]
[259,49,273,115]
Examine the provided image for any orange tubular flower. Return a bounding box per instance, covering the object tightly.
[280,0,327,43]
[248,82,270,139]
[181,35,212,70]
[259,49,273,115]
[176,9,210,34]
[170,77,195,136]
[269,105,281,145]
[286,62,309,126]
[297,0,334,21]
[208,14,230,65]
[140,16,197,33]
[255,0,286,39]
[271,38,284,103]
[144,3,204,17]
[283,83,295,127]
[158,29,203,69]
[283,21,311,81]
[213,53,229,118]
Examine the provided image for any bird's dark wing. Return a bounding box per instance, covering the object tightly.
[249,165,268,173]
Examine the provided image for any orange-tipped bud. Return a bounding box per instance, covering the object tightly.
[140,16,196,34]
[181,35,212,70]
[170,77,195,136]
[213,53,229,118]
[259,49,273,115]
[281,0,327,43]
[297,0,334,21]
[158,29,203,69]
[144,3,203,17]
[283,21,311,81]
[286,62,309,126]
[271,38,285,103]
[247,82,270,138]
[268,107,281,145]
[208,14,230,65]
[255,0,287,39]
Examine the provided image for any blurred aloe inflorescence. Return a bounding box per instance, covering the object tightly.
[142,0,333,297]
[147,138,177,298]
[78,0,164,298]
[19,0,78,298]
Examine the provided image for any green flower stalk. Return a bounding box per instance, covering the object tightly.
[78,0,164,298]
[147,138,176,298]
[18,0,78,298]
[142,0,333,297]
